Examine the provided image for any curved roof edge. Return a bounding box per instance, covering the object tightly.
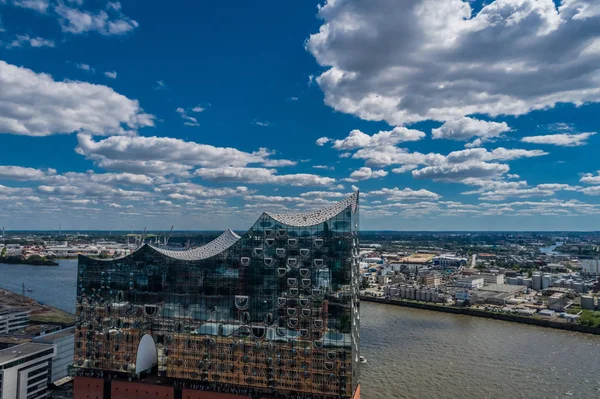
[265,191,358,227]
[148,229,241,260]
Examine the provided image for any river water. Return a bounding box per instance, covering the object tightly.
[1,260,599,398]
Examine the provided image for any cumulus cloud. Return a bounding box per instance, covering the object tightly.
[521,132,596,146]
[307,0,600,125]
[344,167,388,182]
[580,171,600,185]
[194,167,336,187]
[462,179,580,200]
[432,117,511,142]
[75,134,296,176]
[331,127,425,150]
[316,137,330,146]
[104,71,117,79]
[0,60,154,136]
[0,166,55,181]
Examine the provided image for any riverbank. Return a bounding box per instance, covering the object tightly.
[360,296,600,336]
[0,288,75,327]
[0,256,59,266]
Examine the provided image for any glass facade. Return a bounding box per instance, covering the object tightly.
[73,193,360,398]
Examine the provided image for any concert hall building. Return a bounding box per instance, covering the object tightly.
[72,193,361,399]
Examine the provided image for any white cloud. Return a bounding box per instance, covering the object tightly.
[316,137,330,146]
[412,161,510,182]
[191,106,205,112]
[351,144,546,182]
[432,117,511,142]
[176,107,199,127]
[104,71,117,79]
[253,121,270,127]
[312,165,334,170]
[0,60,153,136]
[367,187,442,201]
[5,34,55,48]
[0,166,55,181]
[521,132,596,146]
[55,2,139,35]
[307,0,600,125]
[331,127,425,150]
[463,180,580,200]
[75,134,295,176]
[580,171,600,185]
[344,167,388,182]
[194,167,336,187]
[155,80,167,89]
[76,63,94,72]
[11,0,49,13]
[156,183,253,199]
[300,191,346,198]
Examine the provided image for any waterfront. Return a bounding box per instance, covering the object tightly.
[1,260,599,398]
[0,259,78,313]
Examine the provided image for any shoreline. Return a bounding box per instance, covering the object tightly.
[360,296,600,336]
[0,288,75,327]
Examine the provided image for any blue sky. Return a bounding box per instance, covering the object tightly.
[0,0,600,231]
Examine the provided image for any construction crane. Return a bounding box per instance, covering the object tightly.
[165,226,174,246]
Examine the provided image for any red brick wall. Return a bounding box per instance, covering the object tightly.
[111,381,175,399]
[353,383,361,399]
[182,389,250,399]
[74,376,104,399]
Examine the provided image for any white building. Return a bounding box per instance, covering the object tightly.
[0,310,30,334]
[0,343,56,399]
[33,327,74,384]
[480,274,505,285]
[5,244,23,257]
[456,277,485,289]
[580,259,600,274]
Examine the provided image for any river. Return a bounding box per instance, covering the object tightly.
[1,260,599,398]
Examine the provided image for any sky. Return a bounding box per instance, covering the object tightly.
[0,0,600,231]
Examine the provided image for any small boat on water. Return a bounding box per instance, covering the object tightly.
[359,356,367,364]
[27,288,33,292]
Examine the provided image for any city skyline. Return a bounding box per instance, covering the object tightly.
[1,0,600,231]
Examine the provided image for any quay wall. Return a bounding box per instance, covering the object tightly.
[360,296,600,336]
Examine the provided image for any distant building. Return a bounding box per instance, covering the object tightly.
[0,310,29,334]
[532,272,542,291]
[456,277,485,289]
[5,244,23,257]
[581,296,596,311]
[433,254,467,268]
[548,293,568,312]
[480,274,505,285]
[33,327,75,384]
[580,258,600,275]
[421,274,441,287]
[0,342,56,399]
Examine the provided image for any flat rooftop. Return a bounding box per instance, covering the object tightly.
[0,342,53,365]
[33,326,75,343]
[478,284,526,294]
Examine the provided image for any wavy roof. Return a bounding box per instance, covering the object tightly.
[266,191,359,227]
[148,229,241,260]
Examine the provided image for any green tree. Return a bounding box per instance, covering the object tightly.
[0,247,6,258]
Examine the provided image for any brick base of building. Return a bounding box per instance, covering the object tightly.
[74,376,361,399]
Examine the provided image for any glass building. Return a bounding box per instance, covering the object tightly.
[73,193,360,398]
